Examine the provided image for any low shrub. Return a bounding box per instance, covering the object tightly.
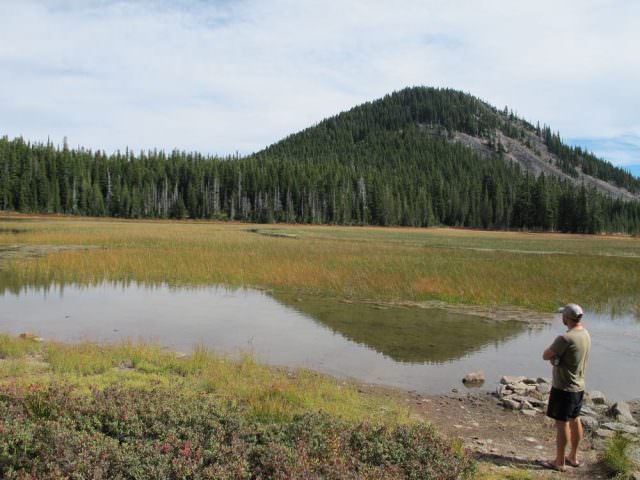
[0,383,475,479]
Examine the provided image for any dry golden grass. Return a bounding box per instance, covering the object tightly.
[1,214,639,311]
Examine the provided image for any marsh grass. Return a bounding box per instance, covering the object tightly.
[4,337,408,425]
[1,216,640,311]
[0,334,41,358]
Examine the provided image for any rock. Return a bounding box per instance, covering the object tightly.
[462,371,485,385]
[581,405,599,417]
[595,428,616,439]
[521,409,538,417]
[609,401,638,426]
[626,444,640,466]
[520,400,534,410]
[601,422,639,435]
[522,377,538,385]
[502,398,521,410]
[580,415,599,432]
[511,395,546,409]
[495,385,509,398]
[18,332,41,341]
[117,360,134,370]
[593,403,610,415]
[510,383,536,395]
[587,390,607,405]
[536,383,551,395]
[536,377,550,384]
[500,375,525,385]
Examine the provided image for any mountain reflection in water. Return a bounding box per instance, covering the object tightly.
[273,293,525,364]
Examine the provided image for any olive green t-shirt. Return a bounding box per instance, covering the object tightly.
[550,327,591,392]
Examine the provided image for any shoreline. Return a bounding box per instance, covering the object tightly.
[2,334,639,478]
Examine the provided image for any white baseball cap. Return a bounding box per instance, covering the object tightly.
[561,303,584,321]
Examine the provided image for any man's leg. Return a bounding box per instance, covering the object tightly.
[567,417,583,465]
[553,420,569,467]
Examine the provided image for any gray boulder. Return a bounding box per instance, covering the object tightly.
[587,390,607,405]
[595,428,615,439]
[495,385,509,398]
[627,443,640,466]
[609,401,638,426]
[510,382,536,395]
[580,405,599,417]
[536,383,551,395]
[502,398,520,410]
[512,395,546,408]
[500,375,525,385]
[601,422,639,435]
[462,371,485,385]
[580,415,599,432]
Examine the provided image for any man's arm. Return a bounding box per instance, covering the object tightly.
[542,335,569,362]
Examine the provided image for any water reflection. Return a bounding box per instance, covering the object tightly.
[273,293,525,363]
[0,281,638,400]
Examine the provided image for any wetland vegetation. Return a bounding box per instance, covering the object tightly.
[0,335,476,479]
[1,215,639,478]
[1,216,639,312]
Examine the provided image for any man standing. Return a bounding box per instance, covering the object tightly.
[541,303,591,472]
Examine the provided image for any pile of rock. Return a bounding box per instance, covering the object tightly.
[494,375,550,417]
[495,376,639,442]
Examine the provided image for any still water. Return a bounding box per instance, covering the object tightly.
[1,283,638,400]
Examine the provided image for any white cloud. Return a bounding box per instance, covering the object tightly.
[1,0,639,164]
[566,135,640,167]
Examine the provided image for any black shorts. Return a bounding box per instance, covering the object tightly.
[546,387,584,421]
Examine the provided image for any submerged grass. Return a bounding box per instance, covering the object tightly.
[1,215,640,312]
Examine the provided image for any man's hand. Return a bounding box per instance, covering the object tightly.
[542,347,556,361]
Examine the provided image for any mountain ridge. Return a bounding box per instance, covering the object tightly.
[256,86,639,200]
[1,86,639,233]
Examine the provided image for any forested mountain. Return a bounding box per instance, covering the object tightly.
[1,87,639,233]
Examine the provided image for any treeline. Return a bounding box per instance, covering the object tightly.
[1,87,639,233]
[2,133,639,233]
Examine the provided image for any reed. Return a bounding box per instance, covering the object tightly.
[1,216,639,311]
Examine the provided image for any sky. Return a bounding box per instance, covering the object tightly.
[1,0,639,177]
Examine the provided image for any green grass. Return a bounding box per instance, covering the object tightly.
[0,334,41,359]
[2,337,408,425]
[600,434,636,478]
[476,464,555,480]
[1,216,640,312]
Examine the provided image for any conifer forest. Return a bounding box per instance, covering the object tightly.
[2,87,639,233]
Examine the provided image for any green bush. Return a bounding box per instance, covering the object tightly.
[0,383,475,479]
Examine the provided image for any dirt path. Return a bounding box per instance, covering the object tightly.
[360,386,613,478]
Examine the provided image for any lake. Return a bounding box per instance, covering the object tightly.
[1,282,638,400]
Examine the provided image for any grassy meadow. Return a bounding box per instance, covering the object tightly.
[1,214,639,313]
[2,215,638,478]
